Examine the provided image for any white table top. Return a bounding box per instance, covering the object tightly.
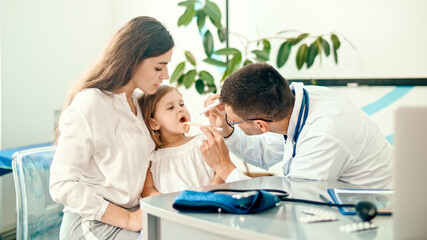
[140,176,393,240]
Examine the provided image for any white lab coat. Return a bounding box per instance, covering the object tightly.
[226,83,393,189]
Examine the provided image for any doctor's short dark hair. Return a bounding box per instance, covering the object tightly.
[220,63,295,121]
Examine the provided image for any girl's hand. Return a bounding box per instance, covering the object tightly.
[199,126,236,181]
[203,95,234,138]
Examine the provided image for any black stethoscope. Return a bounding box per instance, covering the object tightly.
[284,88,310,159]
[209,189,378,222]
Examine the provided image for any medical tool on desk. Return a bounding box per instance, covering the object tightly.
[173,189,377,222]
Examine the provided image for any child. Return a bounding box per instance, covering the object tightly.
[138,85,224,196]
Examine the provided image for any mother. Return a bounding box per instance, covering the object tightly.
[50,16,174,239]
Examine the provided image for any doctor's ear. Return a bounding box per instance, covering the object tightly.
[256,120,269,133]
[149,118,160,131]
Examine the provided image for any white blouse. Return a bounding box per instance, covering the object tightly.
[150,134,215,194]
[50,88,155,221]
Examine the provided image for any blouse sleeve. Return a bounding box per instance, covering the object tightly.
[49,106,109,221]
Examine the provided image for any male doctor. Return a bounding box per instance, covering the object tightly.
[200,63,393,189]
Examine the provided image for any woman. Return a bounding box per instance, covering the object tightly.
[49,16,174,239]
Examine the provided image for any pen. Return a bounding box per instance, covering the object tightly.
[199,99,221,116]
[319,194,332,204]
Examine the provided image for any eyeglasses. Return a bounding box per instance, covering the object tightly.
[225,113,273,128]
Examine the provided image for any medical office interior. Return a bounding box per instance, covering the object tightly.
[1,0,426,239]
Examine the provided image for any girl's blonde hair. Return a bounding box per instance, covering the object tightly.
[57,16,174,140]
[138,85,178,149]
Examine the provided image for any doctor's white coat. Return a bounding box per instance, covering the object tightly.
[226,83,393,189]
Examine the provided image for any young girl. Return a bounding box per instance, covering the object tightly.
[138,85,223,196]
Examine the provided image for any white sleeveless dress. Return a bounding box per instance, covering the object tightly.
[150,134,215,193]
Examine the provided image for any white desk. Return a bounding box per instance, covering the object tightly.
[140,176,393,240]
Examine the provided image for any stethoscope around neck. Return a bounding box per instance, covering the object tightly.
[284,88,309,159]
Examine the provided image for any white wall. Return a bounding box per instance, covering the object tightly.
[228,0,427,79]
[0,0,119,149]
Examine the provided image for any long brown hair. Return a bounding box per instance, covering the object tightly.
[138,85,177,150]
[56,16,174,140]
[65,16,174,107]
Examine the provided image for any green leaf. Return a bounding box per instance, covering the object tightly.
[276,41,292,68]
[195,79,205,94]
[177,74,184,85]
[185,51,196,66]
[243,59,253,66]
[228,52,242,73]
[331,34,340,64]
[314,38,323,64]
[222,52,242,81]
[333,47,338,64]
[183,69,197,89]
[296,44,308,70]
[214,47,240,55]
[291,33,309,45]
[170,61,186,83]
[203,57,227,67]
[199,70,215,85]
[203,30,214,57]
[209,16,223,30]
[306,43,318,68]
[206,85,217,94]
[204,1,221,22]
[331,34,341,50]
[178,4,196,27]
[321,37,330,56]
[262,39,271,54]
[196,11,206,31]
[217,28,226,43]
[251,50,269,62]
[178,0,196,7]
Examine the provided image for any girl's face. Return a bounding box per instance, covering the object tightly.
[151,89,191,136]
[131,49,173,94]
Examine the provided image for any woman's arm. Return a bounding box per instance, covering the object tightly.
[101,203,142,232]
[142,164,161,197]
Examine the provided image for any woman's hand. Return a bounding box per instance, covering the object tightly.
[203,95,234,138]
[126,209,143,232]
[101,203,142,232]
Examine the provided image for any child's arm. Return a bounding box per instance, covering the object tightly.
[142,163,162,197]
[211,173,225,185]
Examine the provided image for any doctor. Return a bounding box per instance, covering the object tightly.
[199,63,393,189]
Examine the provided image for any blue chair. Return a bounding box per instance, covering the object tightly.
[12,146,63,240]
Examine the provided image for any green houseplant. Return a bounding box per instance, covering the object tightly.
[170,0,347,94]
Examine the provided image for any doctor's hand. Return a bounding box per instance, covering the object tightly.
[200,126,236,182]
[203,94,234,138]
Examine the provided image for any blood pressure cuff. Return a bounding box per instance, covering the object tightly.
[172,190,280,214]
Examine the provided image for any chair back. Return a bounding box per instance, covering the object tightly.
[12,146,63,240]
